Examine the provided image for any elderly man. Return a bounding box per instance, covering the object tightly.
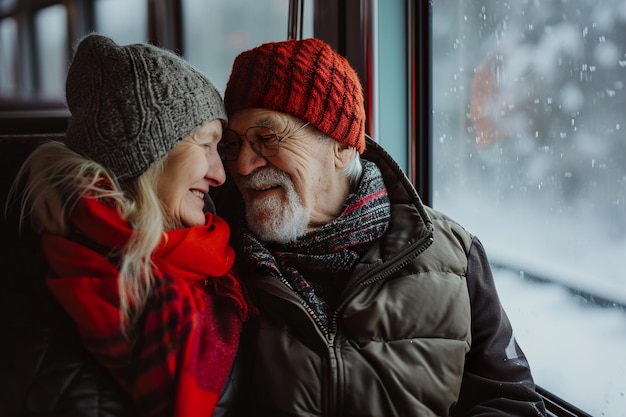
[215,38,546,417]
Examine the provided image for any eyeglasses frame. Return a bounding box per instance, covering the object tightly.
[219,121,311,161]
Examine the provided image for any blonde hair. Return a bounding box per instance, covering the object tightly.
[9,141,169,332]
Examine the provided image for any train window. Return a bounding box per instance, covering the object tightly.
[0,0,311,107]
[94,0,147,45]
[34,5,66,98]
[431,1,626,416]
[0,0,17,9]
[182,0,313,93]
[0,17,16,96]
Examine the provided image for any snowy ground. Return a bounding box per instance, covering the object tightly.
[495,269,626,417]
[435,191,626,417]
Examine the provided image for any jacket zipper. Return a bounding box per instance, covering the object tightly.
[262,274,331,342]
[335,234,434,318]
[323,234,434,417]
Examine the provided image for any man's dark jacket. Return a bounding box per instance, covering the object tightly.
[217,138,547,417]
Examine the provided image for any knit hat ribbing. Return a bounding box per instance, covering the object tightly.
[65,34,227,180]
[224,38,366,154]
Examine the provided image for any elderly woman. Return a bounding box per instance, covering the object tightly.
[8,34,251,417]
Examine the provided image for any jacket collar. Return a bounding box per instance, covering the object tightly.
[361,137,434,262]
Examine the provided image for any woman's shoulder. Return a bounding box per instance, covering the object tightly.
[0,257,135,417]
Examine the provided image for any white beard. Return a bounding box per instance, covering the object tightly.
[239,168,310,243]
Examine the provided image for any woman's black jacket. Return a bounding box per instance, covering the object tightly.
[0,211,249,417]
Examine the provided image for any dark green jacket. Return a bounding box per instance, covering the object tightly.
[220,138,546,417]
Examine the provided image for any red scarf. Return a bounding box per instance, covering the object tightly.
[42,197,251,417]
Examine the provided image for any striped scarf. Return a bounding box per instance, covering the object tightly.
[242,159,390,334]
[42,197,251,417]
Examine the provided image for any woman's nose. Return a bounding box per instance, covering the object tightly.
[207,151,226,186]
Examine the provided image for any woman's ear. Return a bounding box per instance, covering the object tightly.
[334,142,355,169]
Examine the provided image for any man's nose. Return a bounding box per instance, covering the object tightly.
[230,140,267,176]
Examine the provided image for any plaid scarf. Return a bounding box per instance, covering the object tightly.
[42,197,251,417]
[242,159,390,334]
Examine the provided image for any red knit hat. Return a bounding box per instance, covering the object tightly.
[224,38,366,153]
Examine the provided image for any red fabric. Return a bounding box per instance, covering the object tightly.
[224,38,366,153]
[42,197,250,417]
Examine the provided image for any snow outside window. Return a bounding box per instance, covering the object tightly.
[432,1,626,416]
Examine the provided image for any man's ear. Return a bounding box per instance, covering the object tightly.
[334,142,355,169]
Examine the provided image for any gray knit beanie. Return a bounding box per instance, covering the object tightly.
[65,34,227,180]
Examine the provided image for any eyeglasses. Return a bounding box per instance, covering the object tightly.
[218,121,311,161]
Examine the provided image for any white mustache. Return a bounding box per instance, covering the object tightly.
[238,167,292,191]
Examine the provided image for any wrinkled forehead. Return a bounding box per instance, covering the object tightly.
[228,108,300,133]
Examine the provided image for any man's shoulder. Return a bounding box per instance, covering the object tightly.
[423,206,474,248]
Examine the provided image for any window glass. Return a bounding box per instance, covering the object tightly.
[0,17,16,96]
[183,0,313,94]
[0,0,16,13]
[95,0,148,45]
[35,5,67,98]
[431,1,626,415]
